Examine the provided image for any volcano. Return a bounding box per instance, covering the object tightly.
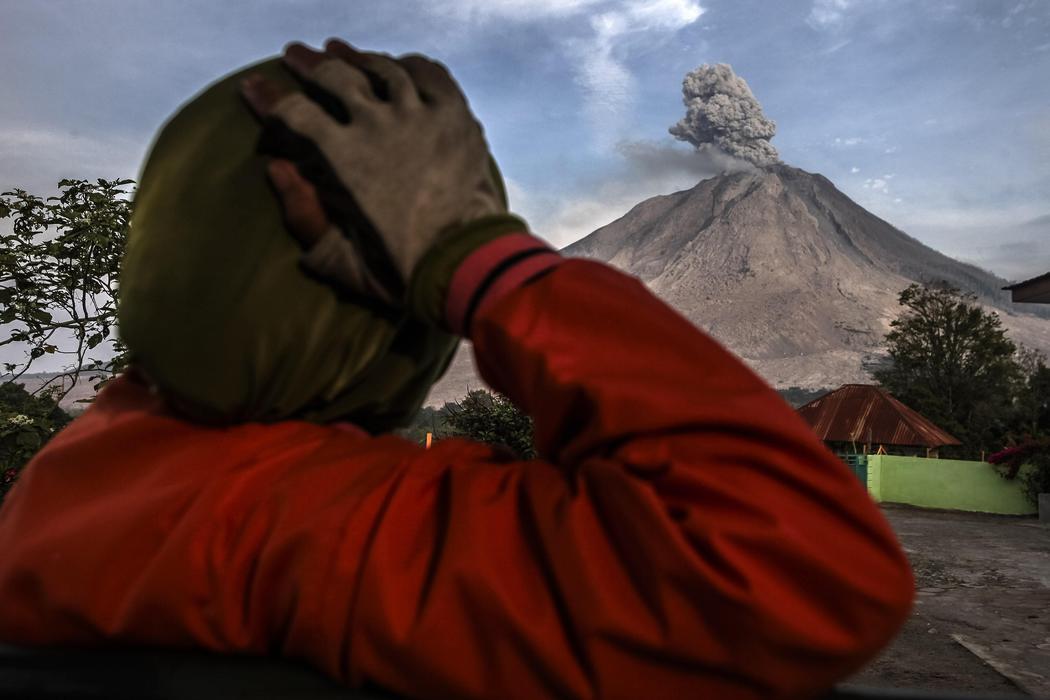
[424,165,1050,406]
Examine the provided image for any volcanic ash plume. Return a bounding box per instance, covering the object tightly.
[669,63,780,168]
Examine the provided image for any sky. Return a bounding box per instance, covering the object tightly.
[2,0,1049,281]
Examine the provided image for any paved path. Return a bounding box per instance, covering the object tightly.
[849,505,1050,696]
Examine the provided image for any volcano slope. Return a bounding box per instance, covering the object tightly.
[424,164,1050,406]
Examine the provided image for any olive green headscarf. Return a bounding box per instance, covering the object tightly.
[119,57,460,433]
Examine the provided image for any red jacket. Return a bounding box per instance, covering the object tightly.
[0,259,912,699]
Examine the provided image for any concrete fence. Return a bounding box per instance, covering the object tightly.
[864,454,1035,515]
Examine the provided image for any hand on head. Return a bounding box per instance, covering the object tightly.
[240,39,509,309]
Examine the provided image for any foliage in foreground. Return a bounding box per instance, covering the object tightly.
[1,178,133,401]
[0,382,70,498]
[0,179,131,500]
[444,390,536,459]
[401,390,536,460]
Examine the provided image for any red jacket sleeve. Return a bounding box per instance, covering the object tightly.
[321,257,911,698]
[0,258,913,700]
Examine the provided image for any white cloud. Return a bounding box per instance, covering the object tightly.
[863,177,889,193]
[821,39,852,54]
[807,0,854,29]
[574,1,705,149]
[621,0,705,30]
[884,145,899,154]
[833,136,865,146]
[850,166,860,173]
[432,1,705,151]
[431,0,604,22]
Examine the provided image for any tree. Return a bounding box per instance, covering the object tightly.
[1,178,133,402]
[0,381,71,499]
[443,389,536,459]
[874,283,1021,458]
[1008,347,1050,442]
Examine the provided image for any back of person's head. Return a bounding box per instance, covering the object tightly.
[119,57,458,432]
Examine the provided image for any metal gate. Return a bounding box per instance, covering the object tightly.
[841,454,868,486]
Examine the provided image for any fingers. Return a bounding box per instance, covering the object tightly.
[247,42,459,124]
[267,159,329,248]
[309,59,386,117]
[240,74,286,119]
[396,54,461,104]
[241,69,341,146]
[324,39,420,107]
[268,91,342,145]
[284,43,380,117]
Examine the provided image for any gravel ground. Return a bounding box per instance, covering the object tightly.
[847,504,1050,697]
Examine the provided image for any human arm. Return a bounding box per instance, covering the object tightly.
[237,43,913,698]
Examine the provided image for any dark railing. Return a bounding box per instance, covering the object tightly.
[0,646,1035,699]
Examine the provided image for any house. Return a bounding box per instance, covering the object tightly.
[796,384,960,458]
[1003,271,1050,304]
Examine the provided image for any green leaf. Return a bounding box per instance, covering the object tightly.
[29,309,52,323]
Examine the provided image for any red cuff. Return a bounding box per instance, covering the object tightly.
[445,233,563,336]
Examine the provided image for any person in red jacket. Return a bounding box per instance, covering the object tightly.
[0,40,913,699]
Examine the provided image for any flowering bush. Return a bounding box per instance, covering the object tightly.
[0,383,70,500]
[989,438,1050,507]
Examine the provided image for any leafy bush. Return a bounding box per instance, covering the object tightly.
[988,439,1050,507]
[443,389,536,459]
[1,178,133,402]
[0,382,71,499]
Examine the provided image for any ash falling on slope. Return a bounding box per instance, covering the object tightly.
[670,63,780,169]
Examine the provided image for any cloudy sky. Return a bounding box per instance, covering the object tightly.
[2,0,1049,280]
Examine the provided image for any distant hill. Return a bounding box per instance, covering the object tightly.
[3,372,99,413]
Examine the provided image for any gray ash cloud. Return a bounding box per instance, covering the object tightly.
[670,63,780,168]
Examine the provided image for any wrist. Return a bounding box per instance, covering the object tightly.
[407,216,562,334]
[443,231,562,336]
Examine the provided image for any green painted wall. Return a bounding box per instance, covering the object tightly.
[866,455,1035,515]
[866,457,881,499]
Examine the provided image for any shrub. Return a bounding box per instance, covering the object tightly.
[0,382,71,499]
[443,389,536,460]
[988,439,1050,507]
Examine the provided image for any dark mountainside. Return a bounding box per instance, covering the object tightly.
[432,164,1050,405]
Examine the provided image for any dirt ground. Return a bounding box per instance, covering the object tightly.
[846,504,1050,697]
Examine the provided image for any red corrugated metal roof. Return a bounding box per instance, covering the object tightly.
[797,384,961,447]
